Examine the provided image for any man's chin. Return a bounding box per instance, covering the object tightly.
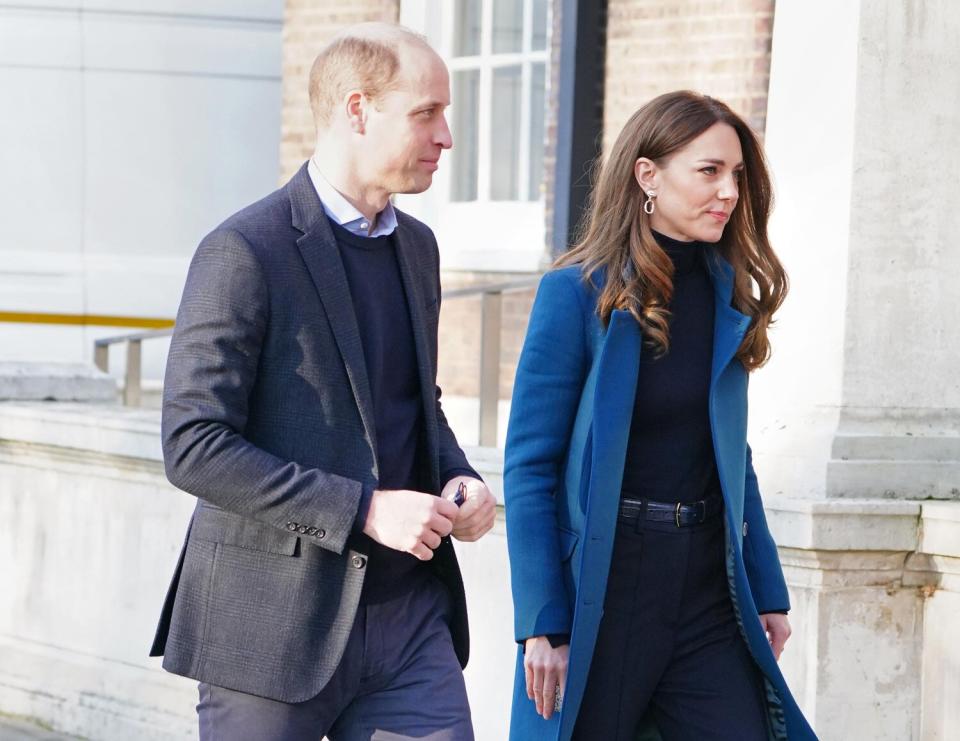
[397,177,434,196]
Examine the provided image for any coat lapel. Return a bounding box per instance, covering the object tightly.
[392,224,439,487]
[288,164,379,469]
[706,252,752,384]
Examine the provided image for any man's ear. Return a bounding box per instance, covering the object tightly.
[634,157,658,192]
[344,90,366,134]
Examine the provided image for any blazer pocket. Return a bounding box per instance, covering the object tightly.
[191,504,299,556]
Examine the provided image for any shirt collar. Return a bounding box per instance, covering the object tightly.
[307,158,397,238]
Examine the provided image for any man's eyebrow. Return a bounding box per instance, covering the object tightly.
[411,99,448,110]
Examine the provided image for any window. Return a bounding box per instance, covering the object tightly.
[399,0,550,272]
[448,0,548,203]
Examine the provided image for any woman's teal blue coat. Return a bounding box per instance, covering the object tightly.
[503,260,817,741]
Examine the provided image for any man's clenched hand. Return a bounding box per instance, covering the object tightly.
[362,489,458,560]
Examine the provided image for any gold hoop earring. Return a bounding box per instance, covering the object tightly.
[644,190,656,215]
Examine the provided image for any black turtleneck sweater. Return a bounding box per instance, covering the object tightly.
[620,230,722,503]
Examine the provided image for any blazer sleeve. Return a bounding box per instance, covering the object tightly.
[504,269,590,643]
[435,383,481,485]
[161,228,363,555]
[741,443,791,613]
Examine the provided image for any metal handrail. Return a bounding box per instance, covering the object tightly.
[92,277,541,445]
[94,328,174,407]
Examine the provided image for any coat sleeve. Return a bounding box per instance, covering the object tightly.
[161,228,363,555]
[741,443,791,613]
[504,269,590,643]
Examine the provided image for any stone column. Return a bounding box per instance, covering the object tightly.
[756,1,960,739]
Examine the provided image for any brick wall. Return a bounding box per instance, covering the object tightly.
[435,273,537,400]
[280,0,398,182]
[603,0,775,150]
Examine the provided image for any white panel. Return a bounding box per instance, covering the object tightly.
[83,71,280,256]
[83,254,189,318]
[82,71,280,311]
[0,0,79,10]
[0,68,84,258]
[82,12,281,78]
[82,0,282,21]
[0,7,82,68]
[0,324,86,363]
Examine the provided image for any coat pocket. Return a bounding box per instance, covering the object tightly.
[191,504,300,556]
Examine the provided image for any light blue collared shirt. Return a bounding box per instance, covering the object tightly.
[308,158,398,238]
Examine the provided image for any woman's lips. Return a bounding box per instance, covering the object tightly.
[708,211,729,222]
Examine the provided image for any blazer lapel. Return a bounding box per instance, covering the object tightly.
[288,165,380,468]
[392,225,440,483]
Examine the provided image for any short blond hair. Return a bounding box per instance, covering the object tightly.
[308,24,428,129]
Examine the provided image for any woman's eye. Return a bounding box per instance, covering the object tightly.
[701,166,717,175]
[733,169,743,180]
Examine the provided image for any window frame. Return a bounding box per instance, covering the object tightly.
[398,0,549,273]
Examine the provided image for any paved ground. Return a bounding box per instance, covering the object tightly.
[0,717,78,740]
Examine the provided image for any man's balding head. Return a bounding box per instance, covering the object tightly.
[308,22,434,130]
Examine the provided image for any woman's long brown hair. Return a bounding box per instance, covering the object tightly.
[556,91,787,371]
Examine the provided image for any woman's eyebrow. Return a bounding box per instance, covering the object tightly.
[697,158,745,167]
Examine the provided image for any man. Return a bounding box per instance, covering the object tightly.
[150,23,497,740]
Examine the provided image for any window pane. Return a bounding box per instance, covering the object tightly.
[454,0,482,57]
[528,63,546,200]
[490,65,521,201]
[531,0,548,51]
[451,69,480,202]
[492,0,523,53]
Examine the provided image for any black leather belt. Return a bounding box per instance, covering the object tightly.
[618,495,723,528]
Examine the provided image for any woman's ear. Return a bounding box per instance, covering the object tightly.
[634,158,658,192]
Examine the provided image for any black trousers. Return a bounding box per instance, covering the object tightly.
[572,510,769,741]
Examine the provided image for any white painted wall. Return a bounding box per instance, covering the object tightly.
[0,2,283,378]
[747,0,862,500]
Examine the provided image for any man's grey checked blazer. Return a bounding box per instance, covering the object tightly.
[150,163,475,703]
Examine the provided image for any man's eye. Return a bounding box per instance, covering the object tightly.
[419,109,434,118]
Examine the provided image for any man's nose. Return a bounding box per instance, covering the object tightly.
[436,114,453,150]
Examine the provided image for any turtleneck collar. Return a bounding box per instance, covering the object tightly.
[652,230,709,276]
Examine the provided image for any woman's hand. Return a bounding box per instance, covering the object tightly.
[523,636,569,720]
[759,613,791,660]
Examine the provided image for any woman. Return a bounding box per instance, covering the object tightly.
[503,91,816,740]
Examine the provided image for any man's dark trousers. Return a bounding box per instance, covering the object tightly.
[151,163,476,737]
[197,575,472,740]
[572,507,769,740]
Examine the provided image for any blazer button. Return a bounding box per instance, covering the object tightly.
[352,555,367,569]
[297,525,309,534]
[306,527,317,536]
[286,522,298,532]
[315,529,326,539]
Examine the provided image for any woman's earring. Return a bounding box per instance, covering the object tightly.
[643,190,656,215]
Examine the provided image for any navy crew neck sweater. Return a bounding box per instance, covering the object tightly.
[620,230,723,503]
[329,219,429,601]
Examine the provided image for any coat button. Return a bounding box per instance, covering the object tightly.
[743,521,749,537]
[315,529,326,539]
[352,555,367,569]
[286,522,298,532]
[306,527,317,536]
[297,525,309,534]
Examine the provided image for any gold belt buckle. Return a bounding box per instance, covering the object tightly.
[675,502,682,528]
